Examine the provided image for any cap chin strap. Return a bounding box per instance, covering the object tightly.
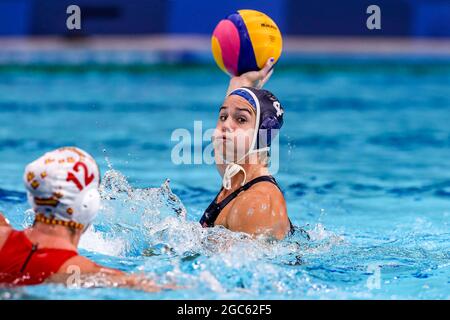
[82,223,92,234]
[221,147,270,190]
[221,87,270,190]
[222,163,245,190]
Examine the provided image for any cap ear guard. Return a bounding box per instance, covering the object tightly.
[72,188,100,228]
[257,115,283,149]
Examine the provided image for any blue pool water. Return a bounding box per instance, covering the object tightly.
[0,59,449,299]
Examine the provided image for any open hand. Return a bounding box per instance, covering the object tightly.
[226,57,275,95]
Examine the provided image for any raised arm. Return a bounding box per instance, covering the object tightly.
[226,57,275,95]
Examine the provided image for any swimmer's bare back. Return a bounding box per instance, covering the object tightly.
[214,181,290,240]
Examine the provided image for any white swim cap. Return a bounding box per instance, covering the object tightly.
[23,147,101,231]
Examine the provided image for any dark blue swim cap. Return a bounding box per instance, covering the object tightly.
[229,87,284,149]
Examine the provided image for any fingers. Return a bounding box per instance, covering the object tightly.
[243,57,275,83]
[255,57,275,88]
[257,68,274,89]
[226,57,276,94]
[259,57,275,79]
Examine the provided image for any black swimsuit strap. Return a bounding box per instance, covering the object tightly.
[217,175,279,213]
[200,175,282,228]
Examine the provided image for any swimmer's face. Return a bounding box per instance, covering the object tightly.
[213,95,256,163]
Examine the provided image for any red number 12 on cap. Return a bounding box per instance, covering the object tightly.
[66,161,95,191]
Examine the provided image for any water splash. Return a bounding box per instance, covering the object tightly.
[19,161,349,298]
[86,166,345,263]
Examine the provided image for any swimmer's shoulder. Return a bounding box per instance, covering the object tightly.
[227,182,289,239]
[252,180,285,198]
[238,180,287,211]
[233,184,288,222]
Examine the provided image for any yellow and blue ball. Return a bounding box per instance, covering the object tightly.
[211,9,283,76]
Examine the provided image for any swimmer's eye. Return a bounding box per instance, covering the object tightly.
[219,115,227,122]
[237,117,247,124]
